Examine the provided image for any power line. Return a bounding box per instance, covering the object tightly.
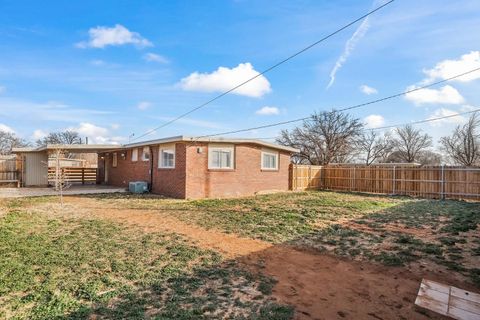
[370,107,480,131]
[214,108,480,142]
[190,67,480,140]
[130,0,396,142]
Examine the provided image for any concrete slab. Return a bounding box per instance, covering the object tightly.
[0,185,127,198]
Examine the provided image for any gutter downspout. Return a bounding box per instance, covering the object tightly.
[149,146,154,192]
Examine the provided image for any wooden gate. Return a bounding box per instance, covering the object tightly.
[0,156,22,187]
[48,167,97,185]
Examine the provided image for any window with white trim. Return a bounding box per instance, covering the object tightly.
[159,145,175,168]
[208,145,234,169]
[261,150,278,170]
[112,152,118,168]
[131,148,138,162]
[142,147,150,161]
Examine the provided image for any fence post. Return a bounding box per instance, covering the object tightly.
[308,165,312,189]
[392,166,396,195]
[441,165,445,200]
[82,168,85,185]
[352,167,356,191]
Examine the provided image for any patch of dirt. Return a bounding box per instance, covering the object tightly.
[60,197,271,258]
[58,196,462,319]
[240,246,456,320]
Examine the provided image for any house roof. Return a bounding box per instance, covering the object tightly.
[12,136,299,153]
[123,136,299,153]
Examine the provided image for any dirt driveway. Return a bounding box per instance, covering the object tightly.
[56,196,452,320]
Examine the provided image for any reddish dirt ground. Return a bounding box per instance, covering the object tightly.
[241,246,453,320]
[58,197,455,319]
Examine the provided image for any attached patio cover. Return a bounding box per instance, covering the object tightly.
[12,144,119,153]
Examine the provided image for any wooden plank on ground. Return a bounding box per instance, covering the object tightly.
[415,279,480,320]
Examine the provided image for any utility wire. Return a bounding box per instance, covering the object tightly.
[130,0,396,142]
[370,107,480,131]
[215,107,480,142]
[190,67,480,140]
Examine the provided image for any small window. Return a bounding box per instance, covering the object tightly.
[261,150,278,170]
[159,146,175,168]
[112,152,118,168]
[131,148,138,162]
[208,145,234,169]
[142,147,150,161]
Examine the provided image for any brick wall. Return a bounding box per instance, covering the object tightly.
[99,144,186,198]
[185,143,291,199]
[100,142,291,199]
[151,144,186,198]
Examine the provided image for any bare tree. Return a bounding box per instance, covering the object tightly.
[440,113,480,166]
[356,131,393,165]
[393,125,432,163]
[277,111,363,165]
[49,148,71,206]
[0,130,30,155]
[416,150,443,165]
[36,130,81,146]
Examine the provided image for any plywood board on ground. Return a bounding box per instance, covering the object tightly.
[415,279,480,320]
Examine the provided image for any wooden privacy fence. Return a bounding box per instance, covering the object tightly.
[290,164,480,200]
[0,156,23,187]
[48,167,97,185]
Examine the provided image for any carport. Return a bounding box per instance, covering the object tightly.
[12,144,118,187]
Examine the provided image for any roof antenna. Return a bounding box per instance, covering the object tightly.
[129,133,135,143]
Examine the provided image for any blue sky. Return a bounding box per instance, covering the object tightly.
[0,0,479,145]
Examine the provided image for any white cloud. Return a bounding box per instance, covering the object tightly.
[0,98,114,123]
[364,114,385,128]
[143,53,169,63]
[179,63,271,98]
[68,122,124,144]
[360,84,378,95]
[32,129,47,140]
[327,13,371,89]
[0,123,14,133]
[111,123,120,130]
[460,105,477,112]
[137,101,152,110]
[423,51,480,83]
[0,86,5,94]
[255,106,280,115]
[405,85,465,105]
[428,108,466,127]
[76,24,152,49]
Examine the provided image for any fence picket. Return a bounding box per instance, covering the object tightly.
[290,164,480,200]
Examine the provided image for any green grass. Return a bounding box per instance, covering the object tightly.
[2,189,479,318]
[80,191,399,243]
[0,208,292,319]
[84,191,480,287]
[76,192,480,286]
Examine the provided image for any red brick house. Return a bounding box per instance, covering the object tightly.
[98,136,298,199]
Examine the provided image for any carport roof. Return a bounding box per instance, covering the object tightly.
[12,144,119,153]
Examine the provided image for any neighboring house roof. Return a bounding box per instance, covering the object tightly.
[12,136,299,153]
